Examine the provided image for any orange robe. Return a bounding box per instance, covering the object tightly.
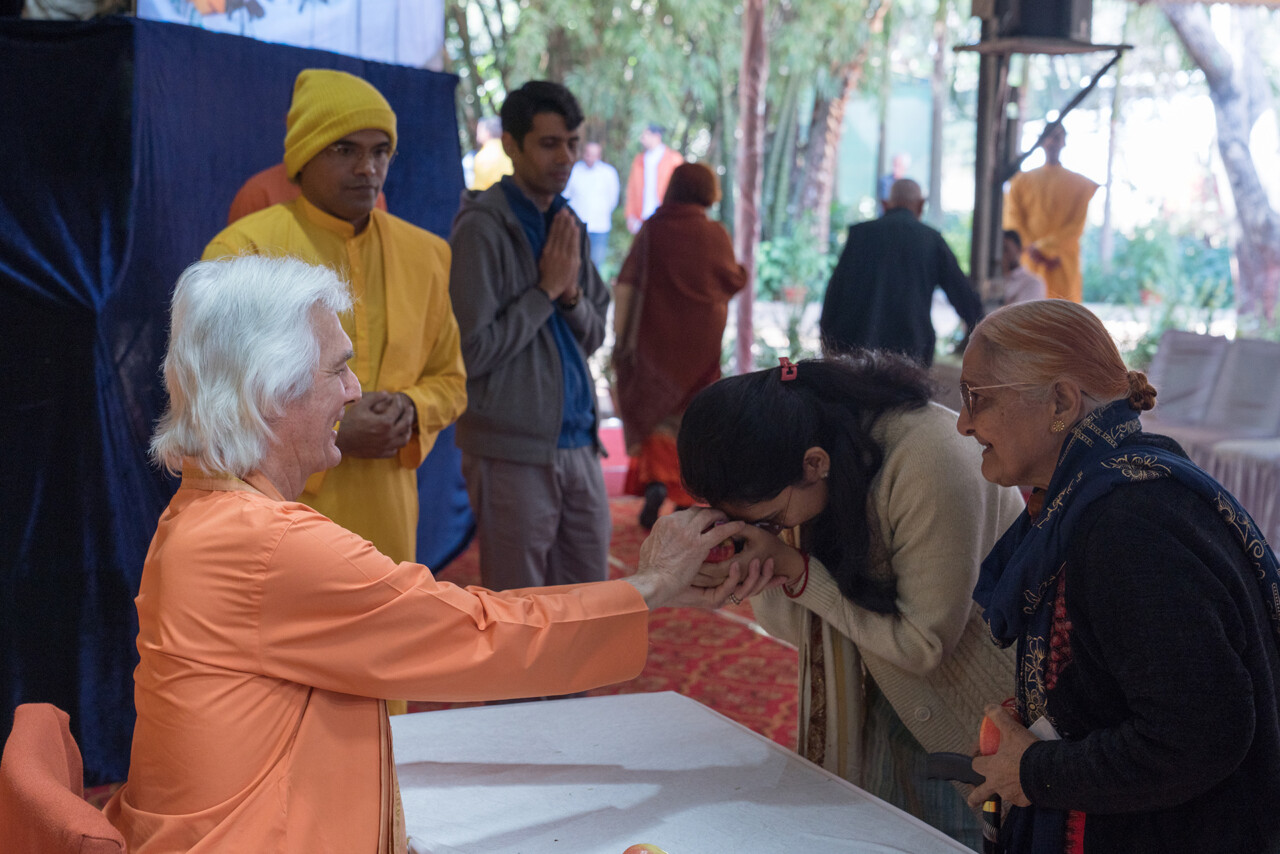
[104,468,648,853]
[613,203,746,502]
[624,147,684,225]
[227,162,387,225]
[1004,164,1098,303]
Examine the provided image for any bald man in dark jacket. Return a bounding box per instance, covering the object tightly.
[820,179,982,366]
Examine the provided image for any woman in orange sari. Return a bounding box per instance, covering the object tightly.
[613,162,747,528]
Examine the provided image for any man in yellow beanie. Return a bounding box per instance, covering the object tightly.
[204,70,467,638]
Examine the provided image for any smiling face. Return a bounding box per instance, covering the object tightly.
[956,340,1066,489]
[268,309,360,496]
[297,128,393,231]
[505,111,580,209]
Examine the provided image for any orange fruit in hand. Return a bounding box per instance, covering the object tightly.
[979,714,1001,756]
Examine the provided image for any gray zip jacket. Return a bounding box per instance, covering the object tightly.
[448,183,610,465]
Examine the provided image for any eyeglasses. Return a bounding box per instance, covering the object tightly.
[745,485,795,536]
[958,381,1035,414]
[320,141,396,168]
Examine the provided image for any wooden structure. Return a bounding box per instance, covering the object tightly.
[958,1,1130,299]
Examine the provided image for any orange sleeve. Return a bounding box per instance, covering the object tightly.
[255,511,649,702]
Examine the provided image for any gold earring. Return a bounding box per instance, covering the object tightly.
[1051,419,1066,434]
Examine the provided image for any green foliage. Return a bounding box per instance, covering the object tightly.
[755,225,835,302]
[938,210,973,275]
[1082,223,1235,370]
[1082,223,1233,310]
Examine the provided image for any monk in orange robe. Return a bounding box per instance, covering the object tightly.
[104,253,774,853]
[1004,122,1098,303]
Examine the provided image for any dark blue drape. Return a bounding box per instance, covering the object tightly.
[0,16,471,785]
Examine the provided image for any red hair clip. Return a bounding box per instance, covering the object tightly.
[779,357,798,381]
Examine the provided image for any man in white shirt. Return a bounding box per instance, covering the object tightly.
[564,141,620,270]
[1000,229,1047,305]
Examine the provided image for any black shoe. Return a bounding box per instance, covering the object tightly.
[639,482,667,529]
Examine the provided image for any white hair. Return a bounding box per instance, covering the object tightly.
[150,255,353,477]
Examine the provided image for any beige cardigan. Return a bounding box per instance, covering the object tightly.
[752,402,1024,786]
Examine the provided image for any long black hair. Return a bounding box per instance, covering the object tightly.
[677,352,933,614]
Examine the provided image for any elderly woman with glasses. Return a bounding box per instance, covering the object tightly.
[958,300,1280,854]
[677,353,1025,849]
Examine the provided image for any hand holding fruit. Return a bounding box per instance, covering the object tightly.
[694,524,805,591]
[967,703,1035,809]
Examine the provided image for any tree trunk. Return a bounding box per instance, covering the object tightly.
[733,0,768,375]
[796,1,890,249]
[1099,5,1130,275]
[1163,3,1280,322]
[763,71,801,241]
[926,0,948,228]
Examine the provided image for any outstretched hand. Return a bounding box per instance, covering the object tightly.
[627,508,778,609]
[967,704,1036,809]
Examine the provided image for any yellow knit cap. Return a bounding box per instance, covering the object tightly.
[283,69,398,179]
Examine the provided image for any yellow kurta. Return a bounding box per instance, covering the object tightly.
[104,469,649,854]
[470,138,513,190]
[203,197,467,564]
[1004,164,1099,303]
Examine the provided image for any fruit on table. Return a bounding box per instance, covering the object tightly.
[623,846,669,854]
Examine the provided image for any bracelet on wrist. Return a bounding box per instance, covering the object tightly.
[784,551,810,599]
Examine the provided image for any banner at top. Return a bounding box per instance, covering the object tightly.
[137,0,445,70]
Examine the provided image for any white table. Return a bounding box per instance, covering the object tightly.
[392,691,971,854]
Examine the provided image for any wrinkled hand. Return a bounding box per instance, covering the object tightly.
[336,391,415,458]
[538,209,582,303]
[967,704,1036,809]
[628,508,776,609]
[694,524,804,590]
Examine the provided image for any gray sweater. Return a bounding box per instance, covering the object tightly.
[447,184,610,464]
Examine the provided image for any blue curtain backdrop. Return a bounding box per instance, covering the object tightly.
[0,16,471,785]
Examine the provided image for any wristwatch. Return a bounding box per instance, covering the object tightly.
[558,292,580,310]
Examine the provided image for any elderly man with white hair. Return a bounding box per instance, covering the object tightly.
[104,255,774,853]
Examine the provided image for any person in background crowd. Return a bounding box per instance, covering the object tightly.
[1003,122,1098,303]
[624,123,682,234]
[564,140,620,271]
[612,162,745,529]
[959,299,1280,853]
[999,229,1047,305]
[820,179,983,367]
[470,115,513,191]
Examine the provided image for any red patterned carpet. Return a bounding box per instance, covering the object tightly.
[412,495,799,749]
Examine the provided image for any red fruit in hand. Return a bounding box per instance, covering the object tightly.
[979,714,1001,756]
[705,538,736,563]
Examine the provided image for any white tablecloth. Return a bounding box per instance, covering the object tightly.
[392,692,972,854]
